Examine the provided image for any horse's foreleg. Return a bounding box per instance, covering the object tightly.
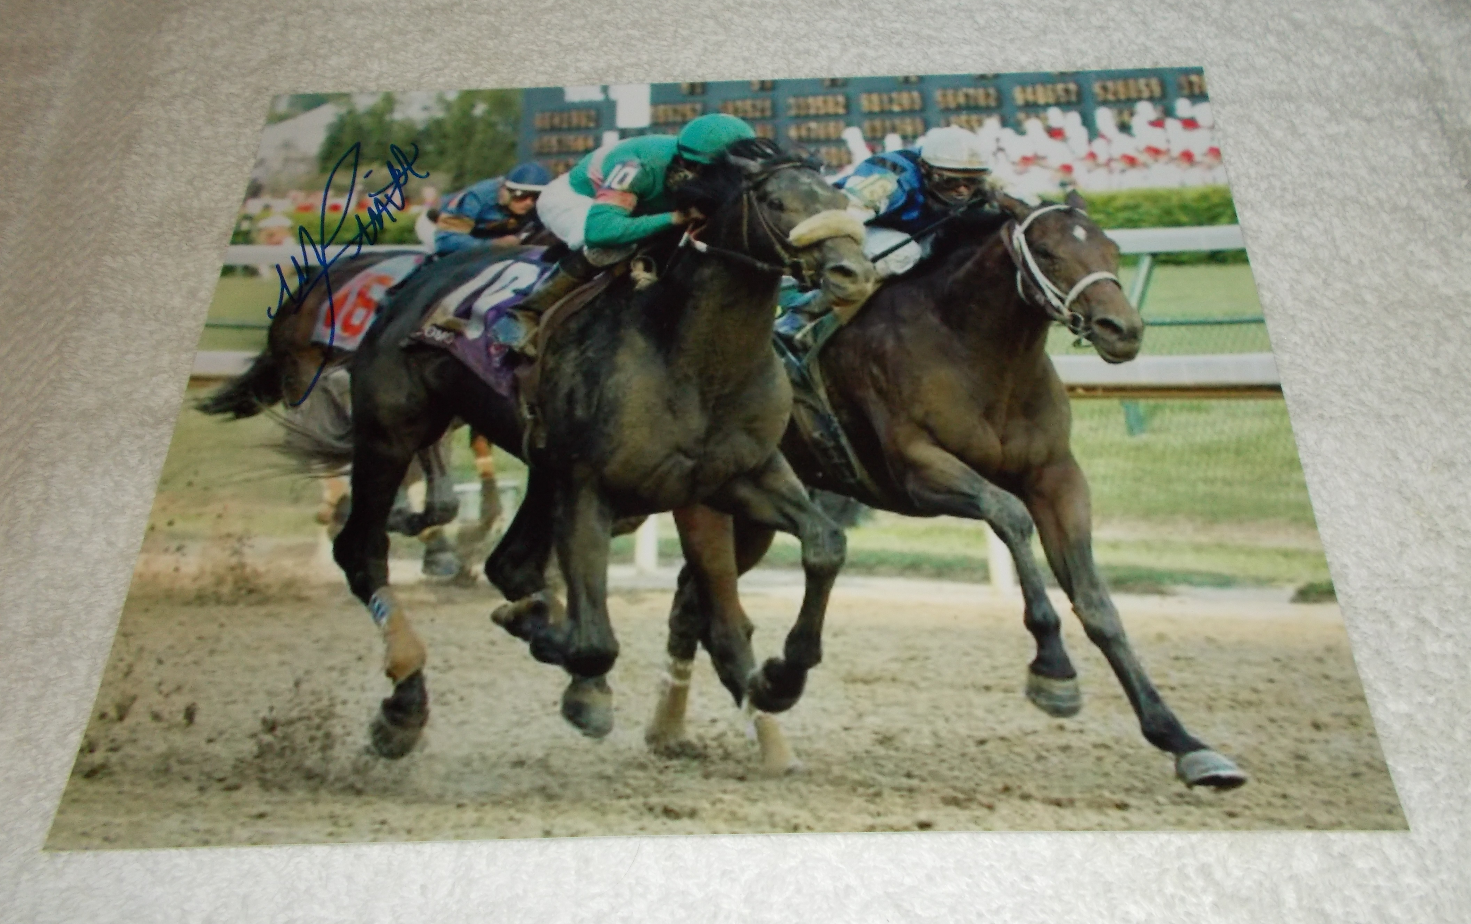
[1026,457,1247,789]
[388,440,460,538]
[452,433,504,585]
[708,454,844,716]
[471,433,503,526]
[545,474,618,738]
[487,464,561,643]
[898,440,1080,717]
[648,507,795,772]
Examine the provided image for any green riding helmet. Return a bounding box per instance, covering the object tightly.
[675,113,757,164]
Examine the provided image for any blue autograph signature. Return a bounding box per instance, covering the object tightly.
[266,142,429,405]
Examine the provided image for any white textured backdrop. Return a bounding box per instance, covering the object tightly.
[2,0,1468,920]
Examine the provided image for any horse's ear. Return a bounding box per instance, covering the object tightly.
[727,154,765,176]
[994,191,1032,221]
[1065,189,1089,213]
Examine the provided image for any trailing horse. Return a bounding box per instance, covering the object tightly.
[301,138,878,757]
[197,248,503,576]
[648,190,1247,789]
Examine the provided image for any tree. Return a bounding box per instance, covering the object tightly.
[419,90,523,191]
[317,94,422,186]
[314,90,524,195]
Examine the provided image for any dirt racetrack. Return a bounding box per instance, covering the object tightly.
[47,543,1404,848]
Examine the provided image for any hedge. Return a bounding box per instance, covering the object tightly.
[1044,185,1246,264]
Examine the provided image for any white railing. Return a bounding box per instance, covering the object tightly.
[190,349,1280,390]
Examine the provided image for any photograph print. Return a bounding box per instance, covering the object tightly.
[47,68,1404,848]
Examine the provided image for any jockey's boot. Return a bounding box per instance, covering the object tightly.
[492,249,598,357]
[787,287,868,352]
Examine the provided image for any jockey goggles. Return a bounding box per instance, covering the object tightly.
[927,168,990,200]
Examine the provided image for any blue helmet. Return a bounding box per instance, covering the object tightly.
[504,162,552,192]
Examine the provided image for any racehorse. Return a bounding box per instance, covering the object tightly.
[646,190,1247,789]
[294,138,878,757]
[198,248,501,575]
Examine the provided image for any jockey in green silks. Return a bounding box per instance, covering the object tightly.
[501,113,758,353]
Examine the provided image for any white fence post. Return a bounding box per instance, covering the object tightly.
[634,515,659,573]
[986,524,1017,594]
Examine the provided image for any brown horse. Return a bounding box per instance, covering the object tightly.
[199,248,501,574]
[648,191,1247,789]
[483,139,879,739]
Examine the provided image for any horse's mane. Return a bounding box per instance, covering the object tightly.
[926,206,1012,262]
[672,137,818,216]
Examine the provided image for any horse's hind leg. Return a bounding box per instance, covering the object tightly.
[1026,457,1246,789]
[416,435,463,578]
[386,440,460,537]
[334,441,433,758]
[333,403,452,758]
[706,453,845,716]
[898,440,1081,717]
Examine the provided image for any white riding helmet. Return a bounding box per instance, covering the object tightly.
[919,126,991,172]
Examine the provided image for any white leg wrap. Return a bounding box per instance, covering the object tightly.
[367,588,396,630]
[743,699,799,775]
[646,658,693,747]
[664,657,693,688]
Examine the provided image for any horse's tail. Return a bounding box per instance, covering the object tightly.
[195,349,283,418]
[269,367,355,475]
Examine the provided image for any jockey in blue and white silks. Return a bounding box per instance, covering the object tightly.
[835,125,996,280]
[432,162,553,255]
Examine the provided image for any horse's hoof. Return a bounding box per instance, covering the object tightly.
[745,659,806,715]
[386,508,415,536]
[562,676,614,739]
[368,711,424,759]
[1025,671,1082,718]
[421,549,461,579]
[369,671,429,759]
[1176,749,1248,789]
[491,596,550,641]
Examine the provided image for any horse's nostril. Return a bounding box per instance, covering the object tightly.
[826,262,860,281]
[1094,316,1136,341]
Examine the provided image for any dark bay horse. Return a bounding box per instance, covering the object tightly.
[481,138,880,740]
[295,139,878,756]
[648,191,1247,789]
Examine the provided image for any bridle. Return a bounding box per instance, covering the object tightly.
[678,161,838,290]
[1005,203,1121,336]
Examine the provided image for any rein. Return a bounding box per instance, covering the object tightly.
[678,163,825,288]
[1006,203,1121,336]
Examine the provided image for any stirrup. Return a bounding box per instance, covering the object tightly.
[630,255,658,290]
[489,309,539,357]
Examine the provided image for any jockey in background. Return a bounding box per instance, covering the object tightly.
[428,162,553,255]
[840,125,996,275]
[500,113,758,352]
[788,125,996,327]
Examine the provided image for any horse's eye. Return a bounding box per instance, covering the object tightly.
[765,196,786,211]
